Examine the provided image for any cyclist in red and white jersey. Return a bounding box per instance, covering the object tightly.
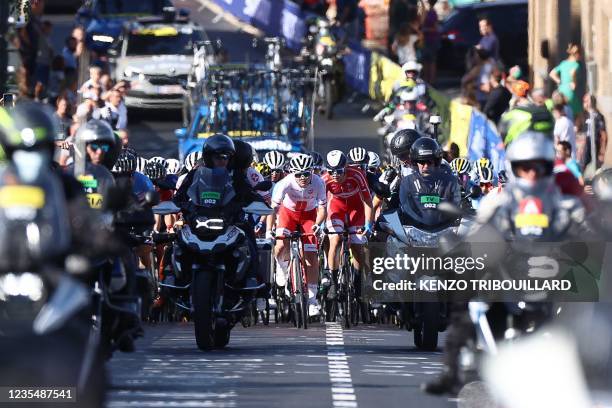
[321,150,374,298]
[267,153,327,315]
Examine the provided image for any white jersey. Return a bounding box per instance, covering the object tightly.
[271,173,327,212]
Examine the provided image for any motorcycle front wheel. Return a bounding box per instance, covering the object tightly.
[192,272,215,351]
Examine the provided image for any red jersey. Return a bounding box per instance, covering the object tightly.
[323,166,372,202]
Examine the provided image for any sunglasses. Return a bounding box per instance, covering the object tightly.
[295,171,312,179]
[415,159,434,166]
[330,168,345,176]
[88,143,110,153]
[514,161,549,176]
[271,169,284,175]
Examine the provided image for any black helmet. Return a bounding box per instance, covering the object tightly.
[0,102,56,157]
[390,128,421,158]
[144,160,167,181]
[112,148,137,175]
[202,133,235,167]
[310,151,323,168]
[409,137,442,165]
[231,140,255,170]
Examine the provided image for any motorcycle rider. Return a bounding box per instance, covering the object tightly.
[174,134,262,289]
[423,130,589,395]
[398,137,461,227]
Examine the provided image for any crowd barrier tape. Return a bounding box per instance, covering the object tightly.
[210,0,505,164]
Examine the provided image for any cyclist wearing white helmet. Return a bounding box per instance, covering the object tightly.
[263,150,286,184]
[176,151,202,190]
[165,158,181,175]
[348,146,368,170]
[267,153,327,317]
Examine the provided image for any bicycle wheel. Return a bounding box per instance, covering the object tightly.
[290,256,303,328]
[342,265,352,329]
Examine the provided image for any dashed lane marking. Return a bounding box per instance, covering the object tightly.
[326,322,358,408]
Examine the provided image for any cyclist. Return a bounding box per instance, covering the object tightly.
[267,153,327,316]
[348,146,368,172]
[263,150,286,186]
[310,151,324,176]
[321,150,374,300]
[176,151,203,190]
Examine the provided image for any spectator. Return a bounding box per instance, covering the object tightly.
[54,94,73,140]
[71,26,86,60]
[549,43,582,118]
[35,20,54,92]
[336,0,360,41]
[388,0,417,54]
[509,79,530,109]
[74,87,103,125]
[553,104,576,159]
[530,88,547,107]
[391,21,421,65]
[443,142,460,162]
[581,93,608,170]
[476,17,499,62]
[80,66,103,98]
[461,48,494,108]
[62,36,78,71]
[483,68,512,124]
[117,129,130,147]
[420,0,440,84]
[556,141,583,185]
[93,89,128,130]
[48,55,66,102]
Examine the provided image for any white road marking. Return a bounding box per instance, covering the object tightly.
[326,322,358,408]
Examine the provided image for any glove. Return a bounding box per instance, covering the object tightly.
[312,223,324,236]
[363,221,374,235]
[254,221,264,234]
[383,168,397,184]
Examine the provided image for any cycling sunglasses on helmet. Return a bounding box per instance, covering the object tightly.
[295,170,312,179]
[88,143,110,153]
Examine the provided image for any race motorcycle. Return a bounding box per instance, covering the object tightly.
[376,184,481,351]
[0,167,105,407]
[374,87,438,161]
[300,18,345,120]
[168,167,272,350]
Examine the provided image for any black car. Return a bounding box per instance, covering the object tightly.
[438,0,528,72]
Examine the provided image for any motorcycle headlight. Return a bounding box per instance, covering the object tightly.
[195,217,224,231]
[0,272,45,302]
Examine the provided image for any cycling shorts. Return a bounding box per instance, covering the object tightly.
[275,206,318,252]
[326,197,366,244]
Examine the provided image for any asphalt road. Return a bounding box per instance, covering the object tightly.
[49,2,455,407]
[113,2,452,407]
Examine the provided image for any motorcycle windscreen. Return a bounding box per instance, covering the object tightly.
[187,167,236,208]
[399,169,457,228]
[0,167,72,271]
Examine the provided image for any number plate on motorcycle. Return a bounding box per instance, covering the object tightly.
[0,186,45,209]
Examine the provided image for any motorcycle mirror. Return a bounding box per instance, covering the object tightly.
[468,185,483,199]
[438,202,463,217]
[243,202,273,216]
[145,190,160,207]
[429,115,442,125]
[152,201,181,216]
[253,180,273,191]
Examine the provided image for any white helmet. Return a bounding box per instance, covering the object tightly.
[184,151,203,172]
[136,156,148,173]
[289,153,313,173]
[348,147,367,164]
[402,61,422,73]
[263,151,286,170]
[326,150,347,170]
[367,151,381,168]
[166,158,181,175]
